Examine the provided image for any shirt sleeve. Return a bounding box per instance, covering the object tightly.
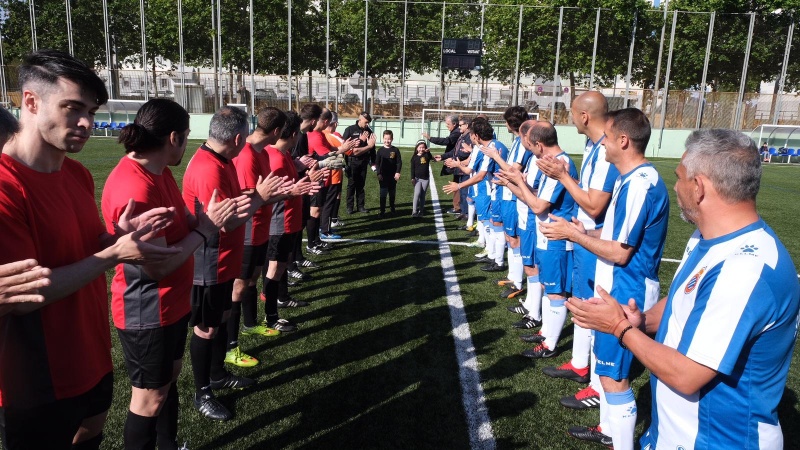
[611,177,651,246]
[233,150,259,191]
[0,179,38,264]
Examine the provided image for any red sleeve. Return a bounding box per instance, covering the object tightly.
[183,156,227,216]
[101,161,165,239]
[0,177,37,264]
[307,131,334,157]
[233,146,259,191]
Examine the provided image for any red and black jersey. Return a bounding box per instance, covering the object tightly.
[232,143,272,246]
[0,155,111,408]
[307,130,335,187]
[182,144,244,285]
[101,156,193,330]
[265,145,302,235]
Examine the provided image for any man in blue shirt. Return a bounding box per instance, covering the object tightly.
[568,128,800,450]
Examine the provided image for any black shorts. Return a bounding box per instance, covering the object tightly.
[189,280,234,328]
[117,313,190,389]
[310,186,329,207]
[267,232,297,263]
[239,243,268,280]
[0,372,113,450]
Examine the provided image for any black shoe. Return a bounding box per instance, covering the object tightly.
[500,286,525,299]
[507,305,529,315]
[468,229,479,237]
[288,269,311,281]
[566,425,612,447]
[480,262,505,272]
[378,212,385,218]
[456,214,467,221]
[287,278,300,287]
[561,386,602,410]
[457,225,469,231]
[542,362,591,384]
[347,209,354,215]
[521,343,558,359]
[277,297,310,308]
[359,208,369,213]
[519,332,546,343]
[513,316,542,329]
[209,373,255,390]
[318,241,335,250]
[474,256,492,264]
[447,208,461,215]
[299,259,320,269]
[306,245,327,255]
[268,318,298,333]
[194,393,232,421]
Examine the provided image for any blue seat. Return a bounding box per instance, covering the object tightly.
[116,122,126,129]
[786,148,797,163]
[110,122,118,130]
[93,121,100,129]
[99,122,109,128]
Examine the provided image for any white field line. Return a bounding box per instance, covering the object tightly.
[428,171,496,450]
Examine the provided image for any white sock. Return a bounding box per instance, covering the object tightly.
[509,247,523,289]
[606,389,637,450]
[543,297,567,349]
[467,203,476,227]
[595,357,610,433]
[485,224,496,260]
[523,276,543,321]
[477,222,487,247]
[571,323,592,370]
[492,225,506,266]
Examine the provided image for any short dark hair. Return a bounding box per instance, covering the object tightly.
[300,103,322,121]
[383,129,393,138]
[118,98,189,154]
[527,121,558,147]
[19,50,108,105]
[256,107,286,134]
[0,108,19,141]
[503,106,528,133]
[209,106,249,142]
[360,111,372,122]
[281,111,301,140]
[471,117,494,141]
[320,109,333,122]
[605,108,651,154]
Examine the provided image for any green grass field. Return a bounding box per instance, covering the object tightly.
[60,137,800,449]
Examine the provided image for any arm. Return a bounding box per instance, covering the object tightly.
[443,169,486,194]
[567,288,717,395]
[394,148,402,180]
[500,175,551,214]
[537,156,611,218]
[539,215,635,265]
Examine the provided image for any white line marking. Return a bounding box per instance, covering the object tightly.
[429,172,496,450]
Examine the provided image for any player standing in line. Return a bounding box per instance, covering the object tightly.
[541,109,669,449]
[496,121,577,359]
[537,92,619,410]
[102,99,235,449]
[182,107,288,421]
[0,50,179,450]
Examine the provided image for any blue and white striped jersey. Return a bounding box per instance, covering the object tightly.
[516,152,539,231]
[499,136,532,202]
[576,137,619,230]
[532,151,578,251]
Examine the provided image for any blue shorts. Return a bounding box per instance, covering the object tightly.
[537,248,570,295]
[572,243,597,299]
[501,201,518,237]
[519,228,536,266]
[490,198,503,222]
[474,195,491,221]
[593,330,635,381]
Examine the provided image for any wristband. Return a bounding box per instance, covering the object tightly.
[611,317,627,337]
[191,228,207,244]
[618,325,634,350]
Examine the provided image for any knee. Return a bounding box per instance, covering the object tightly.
[599,376,629,393]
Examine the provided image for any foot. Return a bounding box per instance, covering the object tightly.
[224,347,259,368]
[494,278,514,286]
[521,343,558,359]
[288,269,311,281]
[209,373,256,390]
[306,245,327,256]
[320,232,342,240]
[446,208,461,215]
[566,425,612,447]
[474,256,492,264]
[519,331,546,343]
[378,212,385,218]
[194,393,232,421]
[513,316,542,330]
[347,209,354,215]
[506,305,529,315]
[499,286,525,299]
[277,297,310,308]
[267,318,298,333]
[331,219,345,228]
[480,262,505,272]
[241,324,280,337]
[560,386,601,410]
[299,259,320,269]
[358,208,369,214]
[542,361,590,383]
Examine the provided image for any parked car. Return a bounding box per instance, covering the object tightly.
[255,88,277,100]
[427,96,441,107]
[299,95,316,102]
[524,99,540,111]
[408,97,424,105]
[493,99,510,108]
[448,99,465,108]
[341,93,360,103]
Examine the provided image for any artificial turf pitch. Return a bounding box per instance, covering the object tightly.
[31,138,800,449]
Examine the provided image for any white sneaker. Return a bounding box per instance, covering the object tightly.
[475,251,488,258]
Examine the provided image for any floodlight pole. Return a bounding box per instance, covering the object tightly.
[439,2,445,111]
[774,19,794,125]
[211,0,219,108]
[363,0,369,112]
[400,0,408,121]
[512,5,522,106]
[216,0,223,108]
[590,8,600,90]
[65,0,74,56]
[551,7,563,123]
[0,30,7,106]
[733,12,755,130]
[178,0,187,107]
[624,12,637,108]
[102,0,113,98]
[695,12,714,129]
[140,0,149,101]
[288,0,293,110]
[326,0,330,107]
[249,0,255,116]
[657,10,677,155]
[477,0,486,111]
[652,0,669,122]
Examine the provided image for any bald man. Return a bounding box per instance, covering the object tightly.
[535,92,619,411]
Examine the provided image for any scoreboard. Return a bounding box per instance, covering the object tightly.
[441,38,482,70]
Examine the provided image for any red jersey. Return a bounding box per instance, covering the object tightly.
[232,142,272,246]
[307,130,335,187]
[0,155,111,408]
[101,156,193,330]
[265,145,303,234]
[324,131,344,185]
[182,145,244,285]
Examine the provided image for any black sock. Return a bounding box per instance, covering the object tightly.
[190,333,213,395]
[264,277,280,325]
[307,217,319,246]
[124,411,158,450]
[210,325,229,381]
[227,302,241,351]
[71,433,103,450]
[155,383,179,450]
[278,271,289,301]
[242,285,258,327]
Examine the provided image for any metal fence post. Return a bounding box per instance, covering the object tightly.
[590,8,600,90]
[624,11,637,107]
[288,0,293,111]
[774,19,794,125]
[363,0,369,111]
[29,0,37,52]
[513,5,522,105]
[401,0,408,121]
[657,10,677,154]
[734,12,756,129]
[696,11,714,129]
[140,0,149,100]
[102,0,113,98]
[652,0,670,121]
[551,6,563,122]
[65,0,74,56]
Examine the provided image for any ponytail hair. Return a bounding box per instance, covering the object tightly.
[118,98,189,153]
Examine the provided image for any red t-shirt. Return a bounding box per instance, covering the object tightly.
[265,145,302,234]
[101,156,193,330]
[0,155,111,408]
[232,142,272,246]
[182,145,244,285]
[307,130,335,187]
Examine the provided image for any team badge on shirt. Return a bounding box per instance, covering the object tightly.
[421,157,427,164]
[684,267,706,294]
[390,152,396,159]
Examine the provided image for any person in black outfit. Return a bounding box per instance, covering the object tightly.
[423,114,461,213]
[410,140,435,217]
[342,112,377,214]
[375,130,402,218]
[437,118,472,218]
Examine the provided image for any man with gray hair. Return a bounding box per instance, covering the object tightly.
[568,128,799,449]
[182,106,287,421]
[423,114,462,214]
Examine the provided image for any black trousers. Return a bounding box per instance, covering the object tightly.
[346,164,369,211]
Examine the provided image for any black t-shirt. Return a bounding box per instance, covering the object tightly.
[375,145,402,179]
[411,151,433,180]
[342,123,374,165]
